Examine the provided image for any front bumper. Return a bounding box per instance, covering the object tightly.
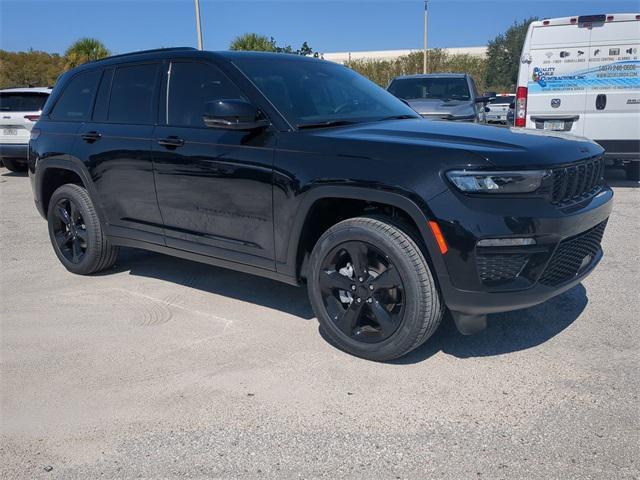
[425,184,613,316]
[0,143,28,162]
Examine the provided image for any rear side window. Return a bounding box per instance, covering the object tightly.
[166,62,245,127]
[0,92,49,112]
[50,70,101,121]
[108,64,159,124]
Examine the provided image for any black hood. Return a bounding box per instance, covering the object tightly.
[313,119,604,168]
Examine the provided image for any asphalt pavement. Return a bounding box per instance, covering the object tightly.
[1,166,638,479]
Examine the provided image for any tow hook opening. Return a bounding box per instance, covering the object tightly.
[451,311,487,335]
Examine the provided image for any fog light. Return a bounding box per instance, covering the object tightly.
[477,238,536,247]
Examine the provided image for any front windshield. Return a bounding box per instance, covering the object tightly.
[231,57,419,127]
[388,77,471,101]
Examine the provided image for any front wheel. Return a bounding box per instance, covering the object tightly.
[307,217,443,361]
[2,157,27,172]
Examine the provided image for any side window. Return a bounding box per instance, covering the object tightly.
[50,70,101,121]
[108,64,159,124]
[167,62,245,128]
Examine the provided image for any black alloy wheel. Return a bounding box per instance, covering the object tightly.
[319,241,405,343]
[51,197,88,264]
[308,216,443,361]
[47,183,119,275]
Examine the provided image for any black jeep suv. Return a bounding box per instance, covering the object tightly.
[29,48,613,361]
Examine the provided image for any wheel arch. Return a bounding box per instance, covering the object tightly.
[37,158,107,224]
[283,186,447,283]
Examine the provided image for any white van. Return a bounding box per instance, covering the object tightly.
[515,13,640,180]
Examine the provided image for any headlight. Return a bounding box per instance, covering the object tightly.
[446,170,550,194]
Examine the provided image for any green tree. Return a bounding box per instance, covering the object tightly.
[485,18,537,91]
[64,37,110,69]
[229,33,276,52]
[0,50,65,88]
[229,33,317,56]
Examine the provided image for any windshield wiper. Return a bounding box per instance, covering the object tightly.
[377,114,417,121]
[296,120,359,130]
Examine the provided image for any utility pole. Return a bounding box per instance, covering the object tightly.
[423,0,429,74]
[194,0,204,50]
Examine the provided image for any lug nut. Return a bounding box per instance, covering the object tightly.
[351,285,356,291]
[358,277,364,282]
[356,298,362,303]
[367,298,372,303]
[369,285,374,290]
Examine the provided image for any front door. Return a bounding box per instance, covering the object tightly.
[153,60,276,270]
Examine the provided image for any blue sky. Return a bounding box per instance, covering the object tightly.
[1,0,637,54]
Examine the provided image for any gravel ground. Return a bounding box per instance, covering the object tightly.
[1,166,638,480]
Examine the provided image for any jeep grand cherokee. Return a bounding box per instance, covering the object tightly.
[28,48,613,361]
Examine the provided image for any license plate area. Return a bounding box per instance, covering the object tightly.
[2,128,18,136]
[543,120,565,131]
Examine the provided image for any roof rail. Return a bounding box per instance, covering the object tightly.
[89,47,198,63]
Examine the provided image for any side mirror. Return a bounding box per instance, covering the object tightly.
[203,99,270,131]
[484,106,491,113]
[475,96,491,104]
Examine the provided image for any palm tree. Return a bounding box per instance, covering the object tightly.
[229,33,276,52]
[64,38,110,69]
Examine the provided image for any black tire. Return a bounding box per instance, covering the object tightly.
[625,162,640,181]
[307,216,443,361]
[47,183,119,275]
[2,158,27,172]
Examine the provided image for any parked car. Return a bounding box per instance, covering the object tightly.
[0,87,52,172]
[485,94,515,124]
[387,73,489,122]
[29,48,613,361]
[515,13,640,180]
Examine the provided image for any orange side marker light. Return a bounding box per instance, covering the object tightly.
[428,220,449,255]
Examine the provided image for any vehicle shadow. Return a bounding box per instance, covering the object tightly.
[393,283,587,364]
[117,248,315,320]
[118,248,587,361]
[0,169,28,177]
[605,167,638,188]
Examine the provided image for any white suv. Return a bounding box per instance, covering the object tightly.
[0,87,52,172]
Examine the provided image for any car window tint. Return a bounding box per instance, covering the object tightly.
[50,70,101,121]
[0,92,49,112]
[108,64,158,124]
[233,57,417,126]
[167,62,245,127]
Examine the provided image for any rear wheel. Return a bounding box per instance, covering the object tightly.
[2,158,27,172]
[625,162,640,182]
[47,183,119,275]
[308,217,443,361]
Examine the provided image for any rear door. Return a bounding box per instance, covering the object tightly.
[526,23,591,135]
[583,18,640,151]
[73,62,165,244]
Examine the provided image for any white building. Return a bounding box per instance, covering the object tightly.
[322,46,487,64]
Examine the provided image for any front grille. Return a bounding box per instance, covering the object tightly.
[477,253,529,283]
[550,157,604,206]
[538,221,607,287]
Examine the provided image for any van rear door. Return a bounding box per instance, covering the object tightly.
[583,18,640,155]
[526,23,591,135]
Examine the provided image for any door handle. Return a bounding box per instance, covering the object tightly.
[596,94,607,110]
[157,136,185,148]
[81,131,102,143]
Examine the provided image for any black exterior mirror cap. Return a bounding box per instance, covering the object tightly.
[203,99,270,131]
[475,96,491,104]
